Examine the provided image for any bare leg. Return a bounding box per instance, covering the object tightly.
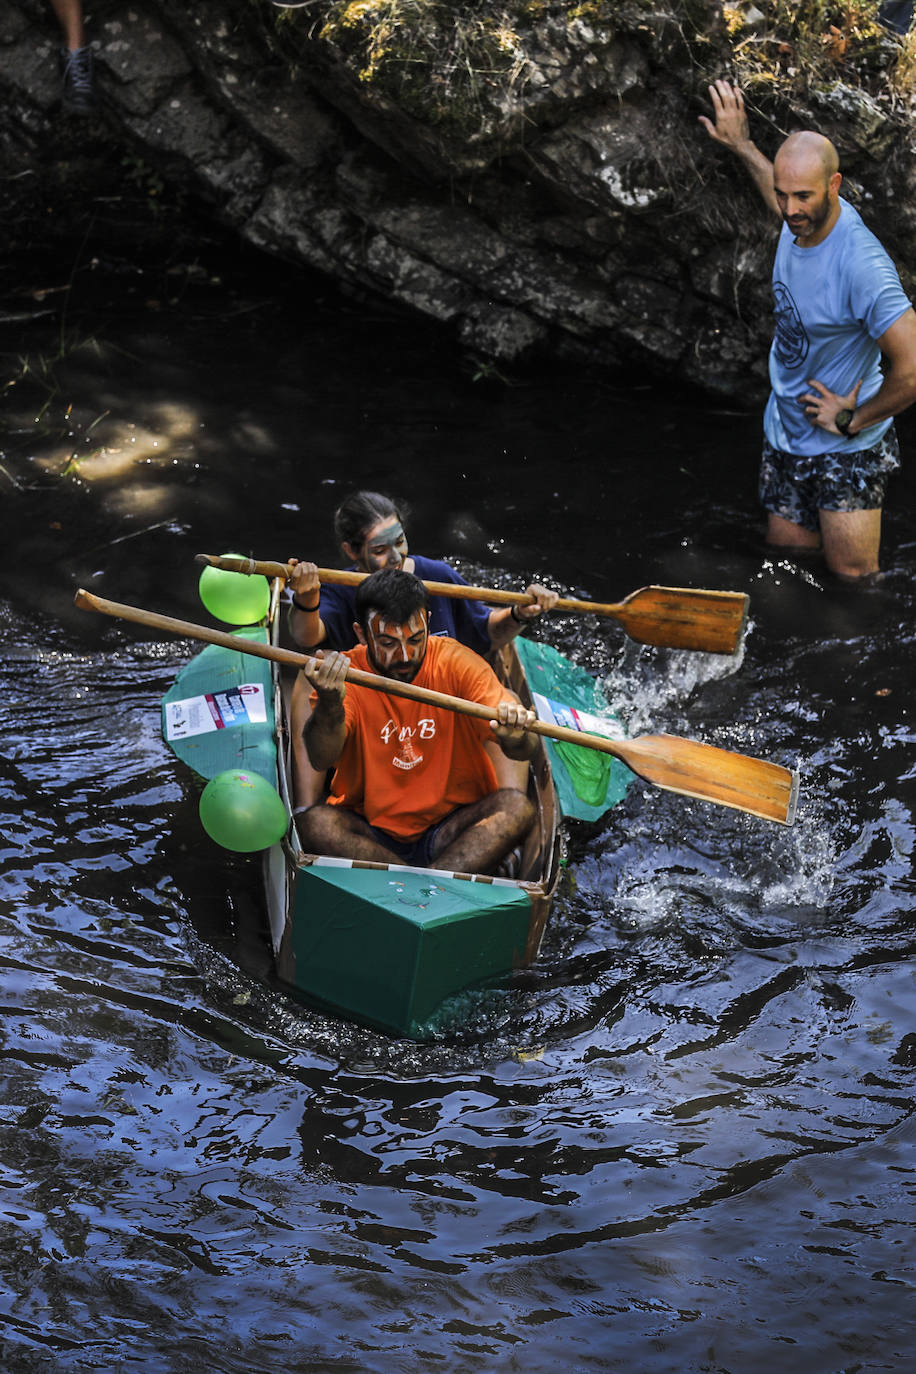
[48,0,85,49]
[765,511,822,553]
[296,804,407,862]
[429,789,535,875]
[296,790,535,873]
[818,508,882,580]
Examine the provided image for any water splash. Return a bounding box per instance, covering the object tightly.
[600,628,748,734]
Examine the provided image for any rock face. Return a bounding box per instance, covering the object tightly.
[1,0,914,397]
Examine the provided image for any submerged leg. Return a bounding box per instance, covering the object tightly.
[818,507,882,580]
[765,511,822,553]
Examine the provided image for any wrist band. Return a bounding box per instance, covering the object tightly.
[510,605,523,623]
[293,595,320,612]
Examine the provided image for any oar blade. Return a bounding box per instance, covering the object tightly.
[620,734,798,825]
[615,587,749,655]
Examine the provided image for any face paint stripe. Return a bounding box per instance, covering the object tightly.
[365,610,429,680]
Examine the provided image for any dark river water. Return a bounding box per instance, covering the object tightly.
[1,245,914,1372]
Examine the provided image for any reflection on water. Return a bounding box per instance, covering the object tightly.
[1,253,915,1370]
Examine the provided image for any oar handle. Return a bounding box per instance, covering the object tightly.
[196,553,563,611]
[74,589,625,760]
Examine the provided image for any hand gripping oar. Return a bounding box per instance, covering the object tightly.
[74,590,797,825]
[195,554,749,656]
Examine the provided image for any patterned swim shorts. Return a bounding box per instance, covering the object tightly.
[759,427,900,532]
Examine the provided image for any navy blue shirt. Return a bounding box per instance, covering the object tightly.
[312,556,492,655]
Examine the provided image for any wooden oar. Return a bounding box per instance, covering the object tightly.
[74,590,797,825]
[194,553,749,656]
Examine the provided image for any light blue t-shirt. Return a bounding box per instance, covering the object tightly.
[764,198,911,455]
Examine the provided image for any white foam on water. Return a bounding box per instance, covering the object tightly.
[570,772,838,940]
[598,628,749,735]
[755,804,837,910]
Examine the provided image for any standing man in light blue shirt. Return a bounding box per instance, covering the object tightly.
[700,80,916,580]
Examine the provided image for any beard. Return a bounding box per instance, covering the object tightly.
[785,194,831,240]
[384,661,422,682]
[367,649,425,683]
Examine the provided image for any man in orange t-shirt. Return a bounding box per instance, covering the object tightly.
[296,568,537,874]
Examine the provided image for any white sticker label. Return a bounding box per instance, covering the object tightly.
[165,682,267,741]
[531,691,625,740]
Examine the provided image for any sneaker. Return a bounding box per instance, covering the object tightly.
[60,45,95,115]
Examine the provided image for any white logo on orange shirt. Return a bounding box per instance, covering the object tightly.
[380,718,437,744]
[393,738,423,770]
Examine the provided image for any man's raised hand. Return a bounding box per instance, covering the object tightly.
[698,79,779,215]
[698,79,751,151]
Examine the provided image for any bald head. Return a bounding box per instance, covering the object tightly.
[775,131,840,181]
[772,131,842,245]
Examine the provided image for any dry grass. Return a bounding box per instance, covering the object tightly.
[723,0,899,101]
[268,2,703,139]
[265,1,915,142]
[297,0,536,133]
[888,23,916,98]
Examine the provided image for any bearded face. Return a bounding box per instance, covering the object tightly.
[362,609,429,682]
[773,155,840,246]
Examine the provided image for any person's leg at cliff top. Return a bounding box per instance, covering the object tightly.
[49,0,95,114]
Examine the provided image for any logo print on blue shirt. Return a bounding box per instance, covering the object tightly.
[772,281,810,369]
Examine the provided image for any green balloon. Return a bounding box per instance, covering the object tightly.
[199,554,270,625]
[199,769,288,852]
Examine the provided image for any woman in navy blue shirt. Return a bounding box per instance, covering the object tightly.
[287,490,556,654]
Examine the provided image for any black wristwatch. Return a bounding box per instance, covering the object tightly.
[835,408,855,438]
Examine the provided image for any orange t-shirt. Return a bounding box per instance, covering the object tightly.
[326,637,509,839]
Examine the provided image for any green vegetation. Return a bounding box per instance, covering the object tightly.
[265,1,914,146]
[319,1,526,89]
[273,1,545,135]
[265,1,731,145]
